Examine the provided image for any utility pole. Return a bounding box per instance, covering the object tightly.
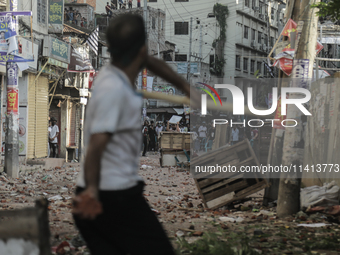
[199,24,202,74]
[5,0,19,177]
[277,0,320,218]
[187,17,193,81]
[142,0,148,119]
[78,73,86,162]
[264,0,301,205]
[143,0,148,39]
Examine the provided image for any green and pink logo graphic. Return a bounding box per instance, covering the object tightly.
[197,82,222,106]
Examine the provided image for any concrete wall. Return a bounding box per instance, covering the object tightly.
[19,0,48,37]
[303,76,340,187]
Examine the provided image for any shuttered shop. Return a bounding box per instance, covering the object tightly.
[27,74,48,159]
[68,102,77,147]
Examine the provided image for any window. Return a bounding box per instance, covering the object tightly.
[210,54,215,67]
[149,0,157,2]
[259,1,263,14]
[175,54,187,61]
[257,61,262,74]
[174,22,189,35]
[243,58,248,72]
[270,36,274,47]
[245,0,250,7]
[152,17,156,29]
[264,34,268,45]
[258,31,262,44]
[252,0,256,9]
[251,60,255,73]
[244,26,249,39]
[37,0,47,24]
[236,55,241,69]
[175,0,189,2]
[251,29,256,41]
[264,65,267,76]
[163,52,172,61]
[161,20,164,30]
[271,7,275,20]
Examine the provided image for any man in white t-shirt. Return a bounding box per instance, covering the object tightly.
[155,122,163,137]
[49,117,59,158]
[198,122,207,138]
[72,14,194,255]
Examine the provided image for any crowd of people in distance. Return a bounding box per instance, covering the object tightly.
[64,8,88,27]
[141,120,190,156]
[105,0,141,17]
[190,120,259,155]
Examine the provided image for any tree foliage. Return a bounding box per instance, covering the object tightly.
[213,3,229,41]
[311,0,340,21]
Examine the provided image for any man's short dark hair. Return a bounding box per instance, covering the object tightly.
[106,14,146,67]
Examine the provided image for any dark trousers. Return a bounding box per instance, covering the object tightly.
[142,136,147,156]
[49,142,58,158]
[137,2,141,7]
[128,3,132,8]
[149,136,155,151]
[73,182,175,255]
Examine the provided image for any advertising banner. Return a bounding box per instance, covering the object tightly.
[68,46,94,72]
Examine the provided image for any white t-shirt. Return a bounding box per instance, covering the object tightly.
[198,125,207,137]
[76,64,143,191]
[231,128,239,141]
[49,125,59,143]
[155,126,163,136]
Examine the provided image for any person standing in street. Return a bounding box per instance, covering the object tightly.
[137,0,141,7]
[128,0,132,8]
[230,125,239,145]
[49,117,59,158]
[251,127,259,159]
[142,120,149,156]
[148,124,156,152]
[72,14,196,255]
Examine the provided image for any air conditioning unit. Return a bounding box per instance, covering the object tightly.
[251,40,256,48]
[259,14,264,20]
[254,11,259,18]
[254,7,260,11]
[175,46,179,53]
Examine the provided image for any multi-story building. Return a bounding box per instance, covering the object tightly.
[147,0,286,104]
[65,0,108,14]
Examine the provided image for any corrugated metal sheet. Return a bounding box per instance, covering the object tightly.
[35,76,48,158]
[69,102,76,147]
[27,74,36,159]
[27,74,48,159]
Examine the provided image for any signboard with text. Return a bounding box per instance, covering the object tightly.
[48,36,70,63]
[48,0,64,34]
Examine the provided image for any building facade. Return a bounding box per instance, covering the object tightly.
[147,0,285,103]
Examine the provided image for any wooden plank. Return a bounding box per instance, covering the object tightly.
[234,180,268,197]
[204,179,248,201]
[201,174,245,193]
[194,178,208,208]
[206,192,235,209]
[207,181,268,210]
[198,173,244,188]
